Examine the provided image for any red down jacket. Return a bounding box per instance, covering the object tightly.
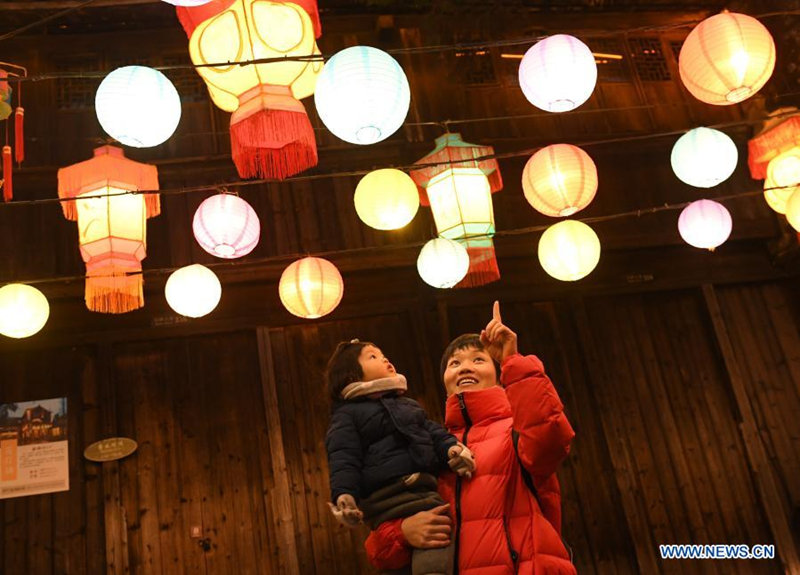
[365,354,576,574]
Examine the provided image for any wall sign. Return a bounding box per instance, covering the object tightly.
[84,437,138,462]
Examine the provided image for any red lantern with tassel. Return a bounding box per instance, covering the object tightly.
[748,109,800,180]
[58,146,160,313]
[176,0,323,180]
[411,133,503,287]
[0,63,27,202]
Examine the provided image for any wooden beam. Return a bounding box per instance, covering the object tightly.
[0,0,159,9]
[702,284,800,575]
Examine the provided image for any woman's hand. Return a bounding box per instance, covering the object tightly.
[480,301,518,363]
[400,504,452,548]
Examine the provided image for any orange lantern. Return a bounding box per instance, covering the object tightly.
[279,256,343,319]
[748,111,800,180]
[58,146,160,313]
[177,0,323,180]
[411,133,503,287]
[678,12,775,106]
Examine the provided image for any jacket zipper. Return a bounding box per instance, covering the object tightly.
[454,393,472,575]
[503,517,519,568]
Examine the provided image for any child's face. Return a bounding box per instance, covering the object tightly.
[442,346,498,397]
[358,345,397,381]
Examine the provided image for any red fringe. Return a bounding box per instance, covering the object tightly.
[2,145,11,202]
[455,243,501,288]
[85,270,144,314]
[14,108,23,165]
[230,108,317,180]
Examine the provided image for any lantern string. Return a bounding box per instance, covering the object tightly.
[3,107,797,209]
[2,182,793,288]
[6,9,800,81]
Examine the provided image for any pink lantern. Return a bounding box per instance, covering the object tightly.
[193,193,260,258]
[678,199,732,250]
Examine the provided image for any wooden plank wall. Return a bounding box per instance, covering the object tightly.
[2,277,799,574]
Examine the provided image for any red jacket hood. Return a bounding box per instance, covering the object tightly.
[444,385,511,433]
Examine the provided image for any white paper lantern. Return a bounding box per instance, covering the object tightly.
[678,199,732,249]
[671,127,738,188]
[0,284,50,339]
[96,66,181,148]
[162,0,212,5]
[165,264,222,318]
[518,34,597,113]
[193,194,261,259]
[538,220,600,281]
[314,46,410,145]
[354,169,420,230]
[416,238,470,289]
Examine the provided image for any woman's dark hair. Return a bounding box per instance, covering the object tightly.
[326,340,374,402]
[440,333,500,380]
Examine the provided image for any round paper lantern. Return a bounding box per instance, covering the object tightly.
[678,199,732,249]
[95,66,181,148]
[786,189,800,232]
[671,128,738,188]
[518,34,597,113]
[279,257,344,319]
[678,12,776,106]
[522,144,598,217]
[162,0,212,5]
[165,264,222,318]
[354,169,420,230]
[314,46,410,145]
[538,220,600,281]
[193,194,260,259]
[417,238,470,289]
[0,284,49,339]
[764,174,797,214]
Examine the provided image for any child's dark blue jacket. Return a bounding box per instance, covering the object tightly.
[326,393,457,503]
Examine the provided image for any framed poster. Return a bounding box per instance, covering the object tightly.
[0,398,69,499]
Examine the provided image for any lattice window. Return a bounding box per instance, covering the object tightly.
[55,57,102,110]
[162,55,208,103]
[588,37,629,83]
[628,37,671,82]
[452,43,497,86]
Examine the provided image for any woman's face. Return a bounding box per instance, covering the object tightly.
[442,346,498,397]
[358,345,396,382]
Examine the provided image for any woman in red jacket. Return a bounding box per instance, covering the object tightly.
[365,301,576,574]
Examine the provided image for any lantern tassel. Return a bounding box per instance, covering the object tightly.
[2,145,12,202]
[229,86,318,180]
[85,267,144,314]
[14,107,23,165]
[455,242,501,288]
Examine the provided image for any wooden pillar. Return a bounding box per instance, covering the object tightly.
[256,328,301,575]
[702,284,800,575]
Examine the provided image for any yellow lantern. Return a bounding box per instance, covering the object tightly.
[425,167,495,239]
[58,146,160,313]
[279,256,343,319]
[354,169,420,230]
[538,220,600,281]
[679,12,776,106]
[522,143,598,217]
[178,0,323,179]
[0,284,49,339]
[786,189,800,232]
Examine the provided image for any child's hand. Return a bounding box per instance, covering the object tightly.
[480,301,518,364]
[447,442,476,479]
[328,494,363,528]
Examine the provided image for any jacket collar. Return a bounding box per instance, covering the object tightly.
[444,385,511,432]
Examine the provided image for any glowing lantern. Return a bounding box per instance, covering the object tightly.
[314,46,410,145]
[671,127,738,188]
[178,0,323,179]
[518,35,597,113]
[279,257,344,319]
[165,264,222,318]
[95,66,181,148]
[192,193,260,259]
[417,238,470,289]
[679,12,775,106]
[678,199,732,250]
[354,169,419,230]
[538,220,600,281]
[522,144,597,217]
[0,284,49,338]
[748,112,800,179]
[163,0,212,5]
[763,151,800,213]
[411,133,503,287]
[58,146,160,313]
[786,190,800,232]
[764,174,796,214]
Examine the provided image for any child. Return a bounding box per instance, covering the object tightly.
[325,339,475,575]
